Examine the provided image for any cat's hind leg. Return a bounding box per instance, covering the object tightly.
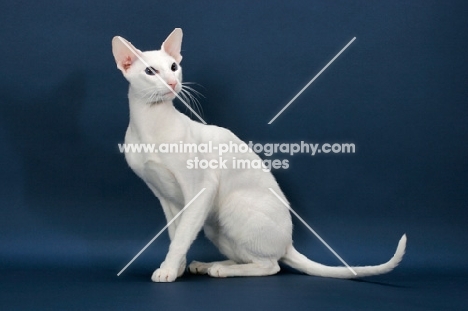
[207,260,280,278]
[188,260,236,275]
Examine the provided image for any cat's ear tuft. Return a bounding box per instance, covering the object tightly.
[112,36,142,73]
[162,28,183,63]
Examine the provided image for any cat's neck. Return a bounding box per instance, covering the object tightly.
[127,87,181,142]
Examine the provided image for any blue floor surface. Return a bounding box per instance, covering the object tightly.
[1,266,466,310]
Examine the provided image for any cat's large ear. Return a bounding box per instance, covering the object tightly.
[112,36,142,73]
[162,28,183,63]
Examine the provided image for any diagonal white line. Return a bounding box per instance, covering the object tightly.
[117,188,206,276]
[268,188,357,275]
[118,37,207,125]
[268,37,356,124]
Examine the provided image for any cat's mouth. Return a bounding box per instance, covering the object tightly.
[164,91,177,98]
[147,92,178,105]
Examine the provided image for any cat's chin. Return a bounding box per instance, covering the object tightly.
[148,93,178,105]
[164,92,177,101]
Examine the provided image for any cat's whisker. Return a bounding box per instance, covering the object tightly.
[185,90,204,117]
[178,91,193,115]
[136,86,160,95]
[182,83,205,98]
[181,82,205,111]
[151,91,164,104]
[179,89,196,115]
[137,88,160,101]
[180,87,204,118]
[182,85,204,95]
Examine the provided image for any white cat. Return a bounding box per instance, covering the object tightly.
[112,28,407,282]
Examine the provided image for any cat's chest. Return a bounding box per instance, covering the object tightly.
[124,126,162,174]
[123,126,183,204]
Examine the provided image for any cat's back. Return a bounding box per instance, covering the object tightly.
[191,121,243,146]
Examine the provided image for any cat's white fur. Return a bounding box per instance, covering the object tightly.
[112,28,407,282]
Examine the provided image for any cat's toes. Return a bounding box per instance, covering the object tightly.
[151,268,178,282]
[207,263,227,278]
[188,261,209,274]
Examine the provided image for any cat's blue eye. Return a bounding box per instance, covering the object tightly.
[171,62,178,72]
[145,67,158,75]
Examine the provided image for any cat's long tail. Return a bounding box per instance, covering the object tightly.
[280,234,406,279]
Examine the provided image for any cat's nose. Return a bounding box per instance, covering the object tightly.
[167,81,178,90]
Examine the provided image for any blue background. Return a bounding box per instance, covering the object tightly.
[1,0,467,310]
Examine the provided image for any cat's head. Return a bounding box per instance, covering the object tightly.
[112,28,183,103]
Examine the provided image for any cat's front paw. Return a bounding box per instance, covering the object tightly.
[151,267,178,282]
